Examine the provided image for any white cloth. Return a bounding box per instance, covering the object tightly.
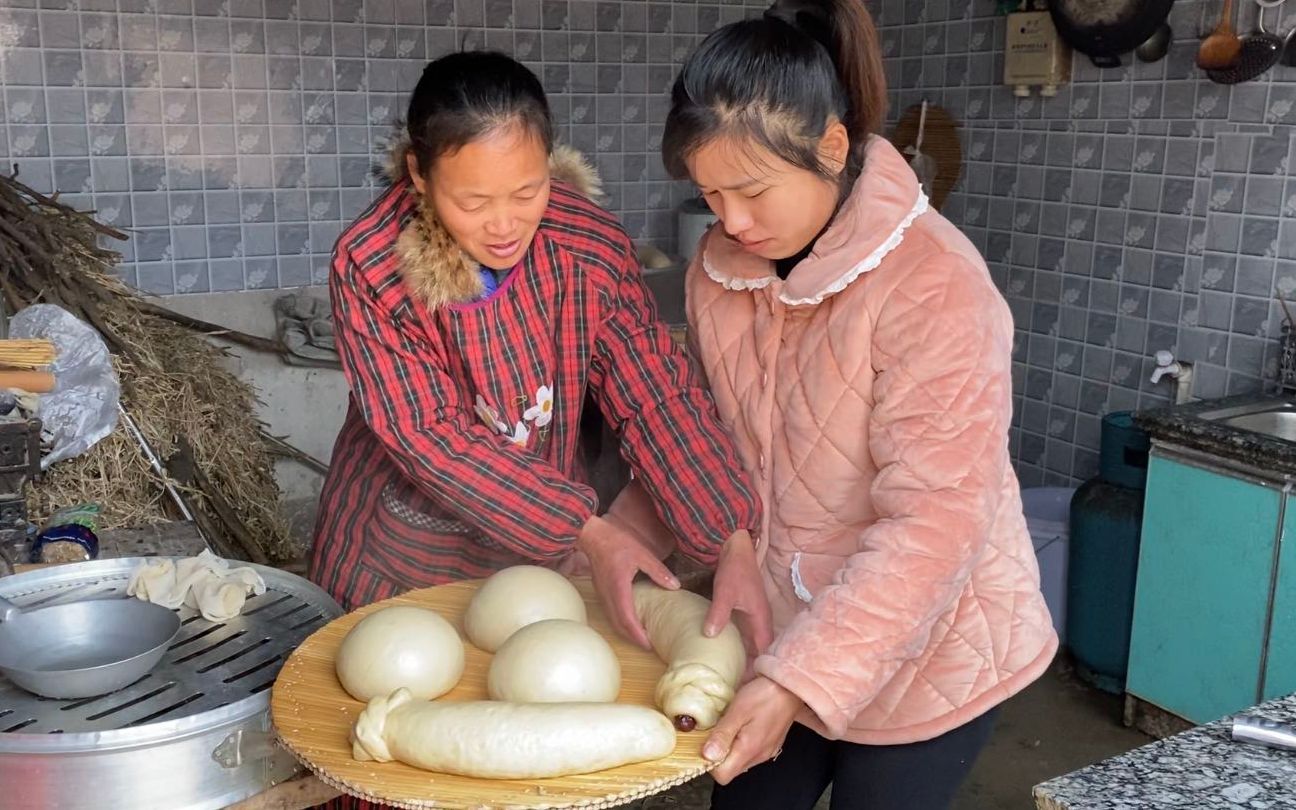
[127,551,266,621]
[126,557,181,607]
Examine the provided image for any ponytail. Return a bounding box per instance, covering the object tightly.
[662,0,887,185]
[766,0,887,147]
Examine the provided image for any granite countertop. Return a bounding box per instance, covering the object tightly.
[1034,693,1296,809]
[1135,394,1296,478]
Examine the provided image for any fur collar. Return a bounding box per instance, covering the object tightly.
[382,130,604,309]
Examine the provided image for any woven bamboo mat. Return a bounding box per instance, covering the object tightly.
[889,103,963,211]
[272,578,714,809]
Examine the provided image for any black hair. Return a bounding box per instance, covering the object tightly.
[406,51,553,174]
[662,0,887,187]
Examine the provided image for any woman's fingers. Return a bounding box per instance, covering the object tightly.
[708,722,766,784]
[638,551,680,591]
[594,567,652,649]
[702,710,742,763]
[703,588,735,638]
[705,677,801,785]
[584,517,683,649]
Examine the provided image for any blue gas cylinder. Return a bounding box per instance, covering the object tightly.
[1067,411,1150,694]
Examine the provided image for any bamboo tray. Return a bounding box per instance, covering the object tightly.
[271,578,714,809]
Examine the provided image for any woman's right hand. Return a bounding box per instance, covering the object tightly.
[577,514,680,649]
[705,530,774,658]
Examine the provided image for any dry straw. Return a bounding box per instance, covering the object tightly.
[0,170,297,563]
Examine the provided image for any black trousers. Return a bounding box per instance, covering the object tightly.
[711,709,997,810]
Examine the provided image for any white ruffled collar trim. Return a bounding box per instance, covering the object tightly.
[700,255,775,291]
[701,188,930,307]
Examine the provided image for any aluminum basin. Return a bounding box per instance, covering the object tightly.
[1198,400,1296,443]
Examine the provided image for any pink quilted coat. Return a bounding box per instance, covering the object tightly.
[686,137,1057,746]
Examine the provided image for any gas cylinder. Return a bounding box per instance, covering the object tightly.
[1067,411,1150,694]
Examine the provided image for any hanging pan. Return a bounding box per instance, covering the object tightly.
[1049,0,1178,67]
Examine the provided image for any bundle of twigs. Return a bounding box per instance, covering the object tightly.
[0,339,56,370]
[0,168,298,564]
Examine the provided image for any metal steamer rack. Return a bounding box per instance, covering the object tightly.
[0,557,342,810]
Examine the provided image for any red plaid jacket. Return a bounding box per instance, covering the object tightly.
[309,178,760,610]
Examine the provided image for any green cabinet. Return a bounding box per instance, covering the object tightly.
[1126,448,1290,724]
[1263,495,1296,701]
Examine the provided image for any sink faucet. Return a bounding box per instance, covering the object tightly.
[1151,350,1194,404]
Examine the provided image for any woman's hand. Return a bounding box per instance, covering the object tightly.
[705,531,774,658]
[577,514,680,649]
[703,676,802,785]
[556,549,591,577]
[560,505,663,577]
[605,479,677,562]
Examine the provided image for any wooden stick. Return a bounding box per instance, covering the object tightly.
[0,211,53,263]
[117,404,204,537]
[135,301,287,355]
[166,438,256,562]
[179,438,270,565]
[185,497,244,561]
[2,169,129,241]
[260,431,330,475]
[0,370,55,393]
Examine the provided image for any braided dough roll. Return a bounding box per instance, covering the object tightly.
[632,582,746,732]
[351,689,676,779]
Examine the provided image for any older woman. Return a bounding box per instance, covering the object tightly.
[309,51,771,674]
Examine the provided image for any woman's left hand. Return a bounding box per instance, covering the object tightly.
[702,676,803,785]
[556,549,591,577]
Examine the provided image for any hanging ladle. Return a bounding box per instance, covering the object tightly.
[1199,0,1243,69]
[1207,0,1286,84]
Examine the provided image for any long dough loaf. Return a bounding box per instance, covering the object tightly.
[632,582,746,732]
[351,689,676,779]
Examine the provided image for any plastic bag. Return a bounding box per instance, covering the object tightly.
[8,304,120,469]
[41,503,102,532]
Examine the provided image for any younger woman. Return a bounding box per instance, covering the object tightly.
[661,2,1058,807]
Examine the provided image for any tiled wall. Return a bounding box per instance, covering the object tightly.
[8,0,1295,486]
[0,0,763,295]
[878,0,1296,486]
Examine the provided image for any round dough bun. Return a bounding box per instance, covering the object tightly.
[487,618,621,703]
[464,565,587,652]
[335,606,465,702]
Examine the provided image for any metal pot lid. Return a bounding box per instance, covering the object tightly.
[1049,0,1177,57]
[0,558,341,754]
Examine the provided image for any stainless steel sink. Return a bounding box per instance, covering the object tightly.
[1198,400,1296,443]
